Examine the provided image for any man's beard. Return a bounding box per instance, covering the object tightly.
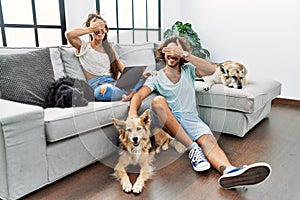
[166,56,180,68]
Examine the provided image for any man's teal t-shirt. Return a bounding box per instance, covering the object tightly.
[145,63,198,115]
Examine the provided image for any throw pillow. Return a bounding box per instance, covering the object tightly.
[58,46,86,81]
[48,47,66,80]
[0,48,54,108]
[0,47,65,80]
[114,42,156,72]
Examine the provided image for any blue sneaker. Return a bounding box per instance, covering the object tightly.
[188,146,210,172]
[218,162,272,189]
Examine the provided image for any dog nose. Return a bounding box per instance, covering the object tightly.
[237,80,243,89]
[132,137,139,143]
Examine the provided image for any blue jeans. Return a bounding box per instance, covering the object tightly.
[88,76,145,101]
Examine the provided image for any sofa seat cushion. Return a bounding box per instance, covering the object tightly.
[195,79,281,113]
[44,101,128,142]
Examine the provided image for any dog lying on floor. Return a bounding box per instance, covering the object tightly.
[202,61,247,91]
[112,109,186,194]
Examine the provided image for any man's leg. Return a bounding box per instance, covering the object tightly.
[197,133,271,189]
[151,96,271,188]
[151,96,193,147]
[196,134,232,173]
[151,96,210,171]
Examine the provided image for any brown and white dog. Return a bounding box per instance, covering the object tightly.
[112,109,186,194]
[202,61,247,91]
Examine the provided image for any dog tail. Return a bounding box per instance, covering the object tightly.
[169,139,187,153]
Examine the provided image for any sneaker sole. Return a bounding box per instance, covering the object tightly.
[193,162,211,172]
[218,162,271,189]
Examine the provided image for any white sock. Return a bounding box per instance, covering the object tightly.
[223,166,236,174]
[188,142,198,151]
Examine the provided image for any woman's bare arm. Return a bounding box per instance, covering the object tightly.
[65,19,106,51]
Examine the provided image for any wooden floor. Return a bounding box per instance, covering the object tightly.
[21,102,300,200]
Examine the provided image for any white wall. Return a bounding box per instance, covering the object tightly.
[64,0,95,30]
[65,0,299,99]
[162,0,300,100]
[161,0,181,30]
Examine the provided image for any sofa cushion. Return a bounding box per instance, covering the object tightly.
[198,100,272,137]
[44,101,128,142]
[0,99,48,198]
[0,47,65,80]
[49,47,66,79]
[47,125,119,182]
[195,79,281,113]
[114,42,156,72]
[0,48,55,108]
[58,46,86,81]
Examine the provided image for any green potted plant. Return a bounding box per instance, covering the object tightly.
[163,21,210,59]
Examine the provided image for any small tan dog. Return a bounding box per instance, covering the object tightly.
[202,61,247,91]
[112,109,186,194]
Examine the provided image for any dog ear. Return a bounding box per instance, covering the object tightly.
[140,109,151,126]
[112,118,126,134]
[219,64,229,76]
[242,66,247,85]
[241,65,247,75]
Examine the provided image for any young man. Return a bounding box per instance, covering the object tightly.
[128,36,271,189]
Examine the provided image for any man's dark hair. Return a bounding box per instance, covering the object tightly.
[156,36,191,66]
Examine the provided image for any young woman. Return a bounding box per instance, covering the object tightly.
[65,13,145,101]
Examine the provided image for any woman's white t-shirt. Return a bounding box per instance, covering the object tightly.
[75,40,115,76]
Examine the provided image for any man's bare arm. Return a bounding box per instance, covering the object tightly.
[128,86,152,118]
[184,53,215,77]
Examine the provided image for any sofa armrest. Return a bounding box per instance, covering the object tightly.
[0,99,48,200]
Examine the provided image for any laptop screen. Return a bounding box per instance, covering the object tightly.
[115,65,147,91]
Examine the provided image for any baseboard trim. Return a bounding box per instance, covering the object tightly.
[272,97,300,106]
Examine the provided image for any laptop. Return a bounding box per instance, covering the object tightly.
[115,65,147,91]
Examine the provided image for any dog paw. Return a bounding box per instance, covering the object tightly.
[203,86,210,91]
[162,144,169,151]
[121,181,132,193]
[132,182,144,194]
[155,147,161,154]
[202,83,210,91]
[170,140,187,153]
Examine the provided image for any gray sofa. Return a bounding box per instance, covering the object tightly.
[0,42,281,200]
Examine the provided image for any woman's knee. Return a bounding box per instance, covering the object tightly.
[95,84,112,101]
[99,84,107,94]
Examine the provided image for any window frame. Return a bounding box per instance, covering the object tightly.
[96,0,161,43]
[0,0,67,47]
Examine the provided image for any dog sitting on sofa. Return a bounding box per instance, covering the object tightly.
[202,61,247,91]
